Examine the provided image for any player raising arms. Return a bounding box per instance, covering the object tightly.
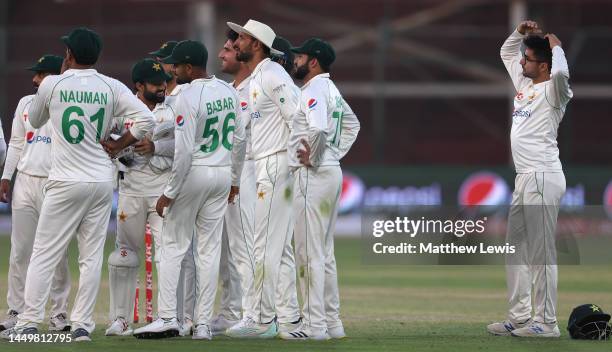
[487,20,572,338]
[133,39,246,340]
[0,55,72,333]
[1,27,154,342]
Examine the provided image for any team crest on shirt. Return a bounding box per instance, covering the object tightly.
[307,98,317,109]
[240,101,248,111]
[515,92,524,101]
[176,115,184,126]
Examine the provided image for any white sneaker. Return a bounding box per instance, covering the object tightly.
[487,318,531,336]
[511,322,561,338]
[133,317,180,339]
[278,317,302,334]
[328,325,347,339]
[0,310,18,331]
[192,324,212,340]
[210,315,238,336]
[49,313,71,332]
[0,324,38,341]
[224,317,278,339]
[179,318,193,336]
[278,321,330,341]
[105,317,133,336]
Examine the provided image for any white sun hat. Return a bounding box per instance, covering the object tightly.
[227,19,284,56]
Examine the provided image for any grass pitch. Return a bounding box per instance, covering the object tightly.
[0,235,610,351]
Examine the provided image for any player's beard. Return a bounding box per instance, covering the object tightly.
[293,62,310,80]
[144,89,165,104]
[236,48,253,63]
[176,76,192,85]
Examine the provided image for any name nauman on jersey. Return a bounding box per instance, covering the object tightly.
[60,90,109,105]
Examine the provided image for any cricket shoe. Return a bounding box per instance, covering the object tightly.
[72,328,91,342]
[49,313,71,332]
[210,315,238,336]
[0,310,18,331]
[0,324,38,341]
[133,317,180,339]
[278,321,330,341]
[487,318,532,336]
[511,322,561,338]
[328,325,347,339]
[224,317,278,339]
[105,317,133,336]
[192,324,212,340]
[278,317,302,334]
[179,318,193,336]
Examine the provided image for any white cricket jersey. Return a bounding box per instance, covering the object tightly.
[501,30,573,174]
[233,77,253,160]
[116,101,175,197]
[289,73,361,168]
[2,95,53,179]
[164,76,246,199]
[248,58,299,160]
[27,68,155,183]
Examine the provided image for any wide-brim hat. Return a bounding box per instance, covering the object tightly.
[227,19,284,56]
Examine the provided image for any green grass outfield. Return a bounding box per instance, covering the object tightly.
[0,235,610,351]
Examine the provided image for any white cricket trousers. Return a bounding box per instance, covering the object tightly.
[218,159,256,320]
[17,180,113,333]
[157,165,229,326]
[7,172,71,317]
[293,166,343,331]
[250,151,299,324]
[506,171,565,324]
[115,195,162,264]
[111,194,163,321]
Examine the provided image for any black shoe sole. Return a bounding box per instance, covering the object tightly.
[134,329,180,339]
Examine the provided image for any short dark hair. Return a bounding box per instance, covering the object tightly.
[523,35,552,71]
[262,43,270,56]
[226,29,238,42]
[309,55,330,73]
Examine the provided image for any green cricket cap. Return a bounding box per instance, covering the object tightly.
[61,27,102,65]
[291,38,335,67]
[161,40,207,67]
[149,41,178,58]
[131,58,172,84]
[27,55,63,74]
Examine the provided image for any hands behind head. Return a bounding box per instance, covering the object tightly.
[518,21,562,49]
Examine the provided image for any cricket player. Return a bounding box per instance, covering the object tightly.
[280,38,359,340]
[0,27,154,342]
[225,19,301,339]
[133,39,246,340]
[0,57,68,333]
[150,40,180,96]
[105,58,175,336]
[487,20,571,338]
[269,35,303,334]
[150,40,197,335]
[210,29,256,335]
